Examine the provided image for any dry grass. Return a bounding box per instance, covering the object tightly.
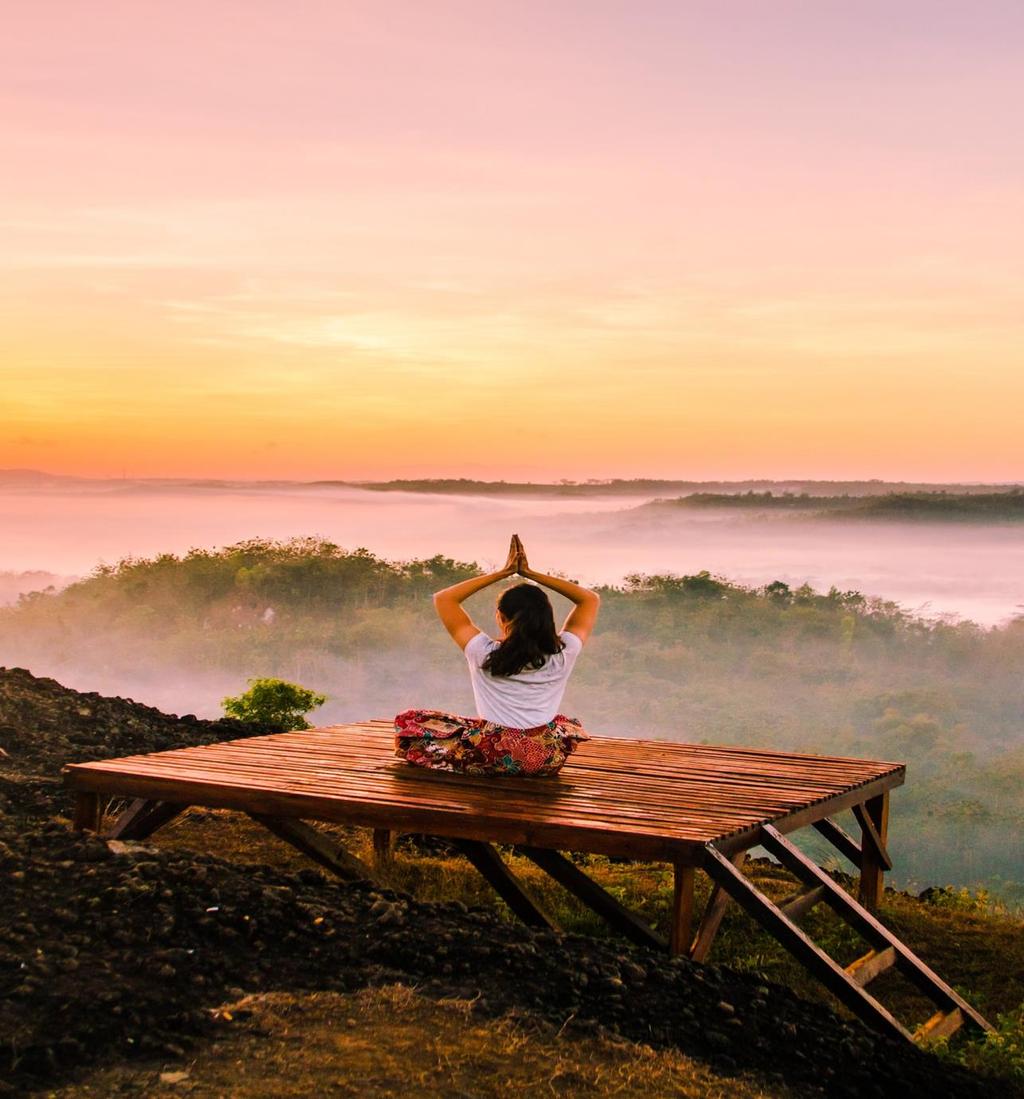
[52,985,794,1098]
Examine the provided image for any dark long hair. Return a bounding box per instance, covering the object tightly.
[482,583,565,678]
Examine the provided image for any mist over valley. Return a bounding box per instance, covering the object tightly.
[2,472,1022,905]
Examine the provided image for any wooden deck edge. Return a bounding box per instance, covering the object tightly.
[706,769,907,857]
[62,766,701,862]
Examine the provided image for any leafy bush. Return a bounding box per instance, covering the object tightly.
[942,1003,1024,1085]
[222,677,327,731]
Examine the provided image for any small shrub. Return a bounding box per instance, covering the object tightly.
[222,677,327,731]
[941,1003,1024,1084]
[919,885,1006,916]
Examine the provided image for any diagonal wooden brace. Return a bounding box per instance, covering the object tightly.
[104,798,189,841]
[248,814,374,882]
[851,803,893,870]
[518,846,666,950]
[811,816,862,867]
[689,849,748,962]
[454,840,560,931]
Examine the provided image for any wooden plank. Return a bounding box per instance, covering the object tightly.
[71,756,777,830]
[453,840,560,931]
[66,729,906,790]
[811,816,862,867]
[779,884,827,924]
[65,747,896,800]
[670,860,695,957]
[104,798,189,841]
[702,843,911,1042]
[248,814,374,882]
[73,792,102,833]
[690,851,748,962]
[759,825,992,1034]
[845,946,897,987]
[138,720,909,771]
[518,846,667,951]
[75,748,880,817]
[915,1008,964,1044]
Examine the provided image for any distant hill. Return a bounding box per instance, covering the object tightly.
[0,468,77,485]
[4,470,1021,498]
[640,490,1024,522]
[341,477,1023,498]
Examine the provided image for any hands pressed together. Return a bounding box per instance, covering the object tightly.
[432,532,598,647]
[502,533,531,578]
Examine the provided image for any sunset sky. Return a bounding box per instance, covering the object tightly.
[2,1,1022,481]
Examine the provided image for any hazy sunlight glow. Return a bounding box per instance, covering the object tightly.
[2,2,1022,480]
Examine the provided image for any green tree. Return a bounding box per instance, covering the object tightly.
[221,677,327,731]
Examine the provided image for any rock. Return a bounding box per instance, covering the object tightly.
[705,1029,731,1051]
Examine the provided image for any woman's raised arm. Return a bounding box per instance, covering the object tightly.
[515,537,600,644]
[432,537,518,649]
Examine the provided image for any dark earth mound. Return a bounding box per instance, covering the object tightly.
[0,666,281,781]
[0,666,996,1097]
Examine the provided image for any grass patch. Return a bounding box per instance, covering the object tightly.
[53,986,795,1098]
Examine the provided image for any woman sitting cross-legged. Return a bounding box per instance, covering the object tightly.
[394,535,600,776]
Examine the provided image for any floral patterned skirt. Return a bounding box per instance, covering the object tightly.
[394,708,589,776]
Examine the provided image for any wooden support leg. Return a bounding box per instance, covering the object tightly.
[73,792,103,833]
[690,850,747,962]
[454,840,560,931]
[105,798,189,841]
[670,860,695,957]
[518,846,666,951]
[372,829,395,868]
[248,814,374,882]
[857,792,890,912]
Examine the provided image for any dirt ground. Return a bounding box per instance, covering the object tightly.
[50,986,795,1099]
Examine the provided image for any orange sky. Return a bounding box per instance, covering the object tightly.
[2,2,1022,480]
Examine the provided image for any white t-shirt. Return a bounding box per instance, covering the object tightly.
[464,630,583,729]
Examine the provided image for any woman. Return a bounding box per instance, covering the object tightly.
[394,535,600,776]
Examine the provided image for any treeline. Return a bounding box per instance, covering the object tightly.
[2,538,1022,903]
[646,490,1024,521]
[341,478,1020,498]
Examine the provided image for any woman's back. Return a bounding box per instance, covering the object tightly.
[464,629,583,729]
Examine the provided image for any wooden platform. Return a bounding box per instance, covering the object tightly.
[65,721,904,862]
[64,721,992,1044]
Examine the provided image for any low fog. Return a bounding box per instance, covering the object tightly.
[2,479,1022,625]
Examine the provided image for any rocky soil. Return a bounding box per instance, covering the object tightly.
[0,666,996,1097]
